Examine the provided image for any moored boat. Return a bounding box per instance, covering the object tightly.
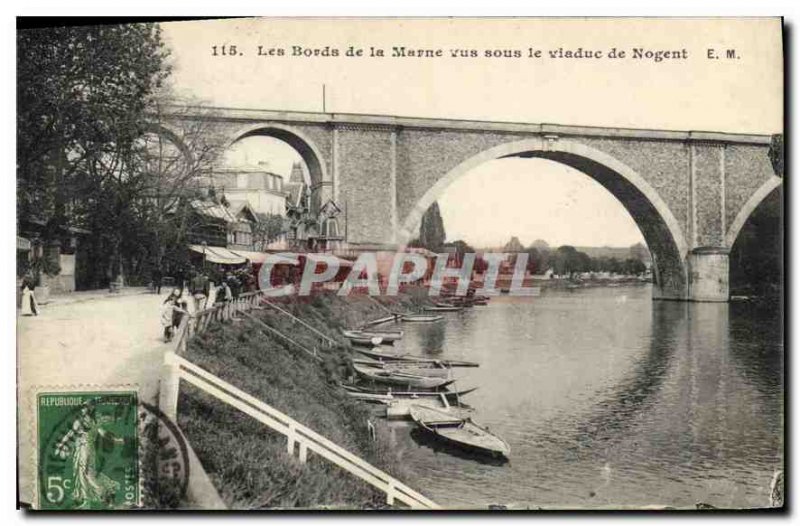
[423,305,463,312]
[352,358,452,378]
[346,328,404,342]
[436,302,474,309]
[343,383,479,401]
[344,334,385,346]
[354,347,479,367]
[409,405,511,458]
[353,364,455,389]
[401,314,444,323]
[385,394,473,420]
[342,329,398,346]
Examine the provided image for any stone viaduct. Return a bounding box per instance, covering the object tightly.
[162,107,781,303]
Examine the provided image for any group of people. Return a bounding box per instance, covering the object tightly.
[159,269,253,343]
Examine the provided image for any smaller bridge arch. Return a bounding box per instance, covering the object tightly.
[224,123,329,210]
[142,123,196,165]
[397,137,690,300]
[725,175,782,248]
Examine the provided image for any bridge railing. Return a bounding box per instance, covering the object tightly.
[159,290,439,509]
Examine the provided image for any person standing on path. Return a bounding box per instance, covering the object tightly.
[161,289,181,342]
[206,280,218,309]
[170,287,194,337]
[191,271,209,311]
[20,279,39,316]
[152,266,163,295]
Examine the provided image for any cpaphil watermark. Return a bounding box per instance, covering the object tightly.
[257,251,540,297]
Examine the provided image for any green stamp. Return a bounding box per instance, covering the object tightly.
[37,391,139,510]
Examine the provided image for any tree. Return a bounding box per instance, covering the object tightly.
[503,236,525,253]
[530,239,550,252]
[525,244,552,274]
[622,258,647,276]
[417,201,446,252]
[18,24,170,229]
[251,213,286,251]
[629,242,651,263]
[133,100,228,275]
[552,245,592,277]
[18,23,171,286]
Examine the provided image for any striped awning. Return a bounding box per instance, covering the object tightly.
[230,250,299,266]
[189,245,246,265]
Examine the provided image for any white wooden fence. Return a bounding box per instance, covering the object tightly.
[159,290,439,509]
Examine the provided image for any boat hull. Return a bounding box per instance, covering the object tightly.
[409,405,510,458]
[423,306,463,312]
[353,364,454,389]
[401,314,444,323]
[386,397,472,420]
[353,361,451,378]
[342,330,397,346]
[354,348,480,367]
[344,384,478,401]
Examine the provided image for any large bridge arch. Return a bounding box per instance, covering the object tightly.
[225,123,330,211]
[397,138,690,300]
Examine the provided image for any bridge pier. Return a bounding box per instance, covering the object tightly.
[687,247,729,302]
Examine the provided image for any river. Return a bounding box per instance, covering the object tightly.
[381,284,784,509]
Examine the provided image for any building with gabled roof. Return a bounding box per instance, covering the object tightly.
[211,162,288,216]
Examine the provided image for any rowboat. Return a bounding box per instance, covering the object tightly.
[423,305,463,312]
[436,302,473,309]
[385,393,472,420]
[409,405,511,458]
[353,347,407,361]
[345,390,395,403]
[354,347,480,367]
[353,364,455,389]
[352,358,452,378]
[343,330,403,346]
[344,334,384,346]
[360,314,403,327]
[401,314,444,323]
[344,328,404,342]
[342,383,478,402]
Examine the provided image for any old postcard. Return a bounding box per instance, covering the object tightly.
[16,17,783,510]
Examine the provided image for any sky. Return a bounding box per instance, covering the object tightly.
[437,159,644,248]
[224,137,303,176]
[160,18,782,248]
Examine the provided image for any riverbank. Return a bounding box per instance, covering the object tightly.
[529,276,650,289]
[177,291,433,509]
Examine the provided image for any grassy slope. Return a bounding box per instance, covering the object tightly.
[177,291,431,509]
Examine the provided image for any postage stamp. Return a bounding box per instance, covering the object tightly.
[36,391,139,510]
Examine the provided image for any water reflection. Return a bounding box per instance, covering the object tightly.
[385,286,783,509]
[570,301,685,452]
[727,301,784,398]
[415,321,446,354]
